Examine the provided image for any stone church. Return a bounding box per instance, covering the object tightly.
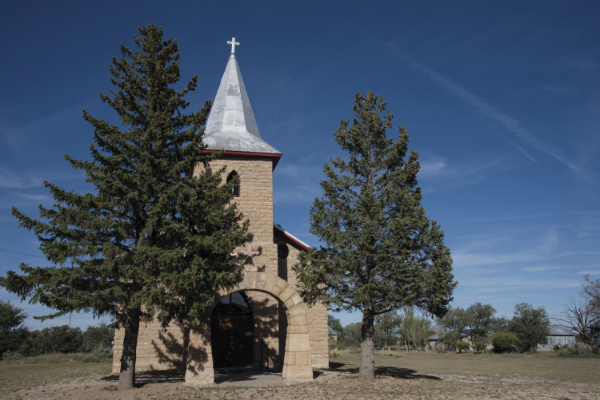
[112,40,328,385]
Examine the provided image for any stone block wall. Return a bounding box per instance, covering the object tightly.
[306,302,329,368]
[194,157,274,245]
[112,155,328,375]
[195,157,279,276]
[274,232,329,369]
[112,319,186,373]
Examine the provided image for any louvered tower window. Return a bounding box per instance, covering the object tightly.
[227,170,240,197]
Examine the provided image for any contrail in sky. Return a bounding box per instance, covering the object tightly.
[510,141,537,163]
[396,54,582,173]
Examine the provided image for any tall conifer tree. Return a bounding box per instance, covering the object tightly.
[1,24,248,389]
[293,91,456,379]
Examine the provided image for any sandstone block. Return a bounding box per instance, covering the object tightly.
[287,334,311,352]
[282,365,313,382]
[295,351,308,366]
[285,352,295,365]
[279,286,295,303]
[287,326,299,334]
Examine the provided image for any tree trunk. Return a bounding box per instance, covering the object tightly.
[359,309,375,380]
[119,308,141,390]
[181,320,190,373]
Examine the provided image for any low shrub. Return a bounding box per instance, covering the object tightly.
[457,342,470,353]
[474,340,487,352]
[554,344,567,352]
[1,351,23,362]
[82,354,101,363]
[493,332,520,353]
[557,344,591,356]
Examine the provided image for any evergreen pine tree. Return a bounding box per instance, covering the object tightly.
[0,300,29,358]
[293,91,456,379]
[0,24,248,389]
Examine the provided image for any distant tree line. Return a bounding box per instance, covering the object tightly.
[329,306,434,351]
[435,302,551,353]
[0,300,114,359]
[327,295,595,355]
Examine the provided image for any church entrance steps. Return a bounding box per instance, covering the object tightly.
[214,370,286,387]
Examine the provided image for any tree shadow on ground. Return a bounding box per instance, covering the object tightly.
[328,362,441,380]
[100,369,184,387]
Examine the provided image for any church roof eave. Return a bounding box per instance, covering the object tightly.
[274,223,310,251]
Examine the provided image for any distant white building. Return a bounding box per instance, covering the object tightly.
[537,325,576,351]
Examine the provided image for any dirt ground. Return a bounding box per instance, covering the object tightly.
[2,351,600,400]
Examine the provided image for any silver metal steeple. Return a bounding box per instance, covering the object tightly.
[202,41,280,154]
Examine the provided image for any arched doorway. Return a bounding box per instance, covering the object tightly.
[210,291,254,368]
[185,271,314,386]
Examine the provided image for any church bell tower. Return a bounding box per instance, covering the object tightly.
[193,38,282,276]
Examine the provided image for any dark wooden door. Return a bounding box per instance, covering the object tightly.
[211,313,254,368]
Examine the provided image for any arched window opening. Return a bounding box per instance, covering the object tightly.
[278,244,289,259]
[227,170,240,197]
[215,291,252,315]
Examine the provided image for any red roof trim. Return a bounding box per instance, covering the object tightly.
[274,225,310,252]
[284,233,310,252]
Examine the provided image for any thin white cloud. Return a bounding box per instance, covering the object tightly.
[274,185,321,204]
[539,84,575,95]
[447,210,600,225]
[452,228,595,269]
[523,266,563,272]
[453,250,541,268]
[0,105,82,153]
[455,249,600,269]
[276,164,318,178]
[14,193,52,201]
[418,153,510,193]
[555,51,600,72]
[419,154,506,180]
[0,167,84,190]
[0,167,45,189]
[419,158,447,176]
[460,276,582,292]
[393,53,583,174]
[510,141,537,163]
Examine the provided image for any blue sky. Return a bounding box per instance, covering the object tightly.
[1,0,598,330]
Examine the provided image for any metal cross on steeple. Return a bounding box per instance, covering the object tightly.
[227,37,240,54]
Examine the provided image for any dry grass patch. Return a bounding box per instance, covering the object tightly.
[0,361,112,395]
[2,352,600,399]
